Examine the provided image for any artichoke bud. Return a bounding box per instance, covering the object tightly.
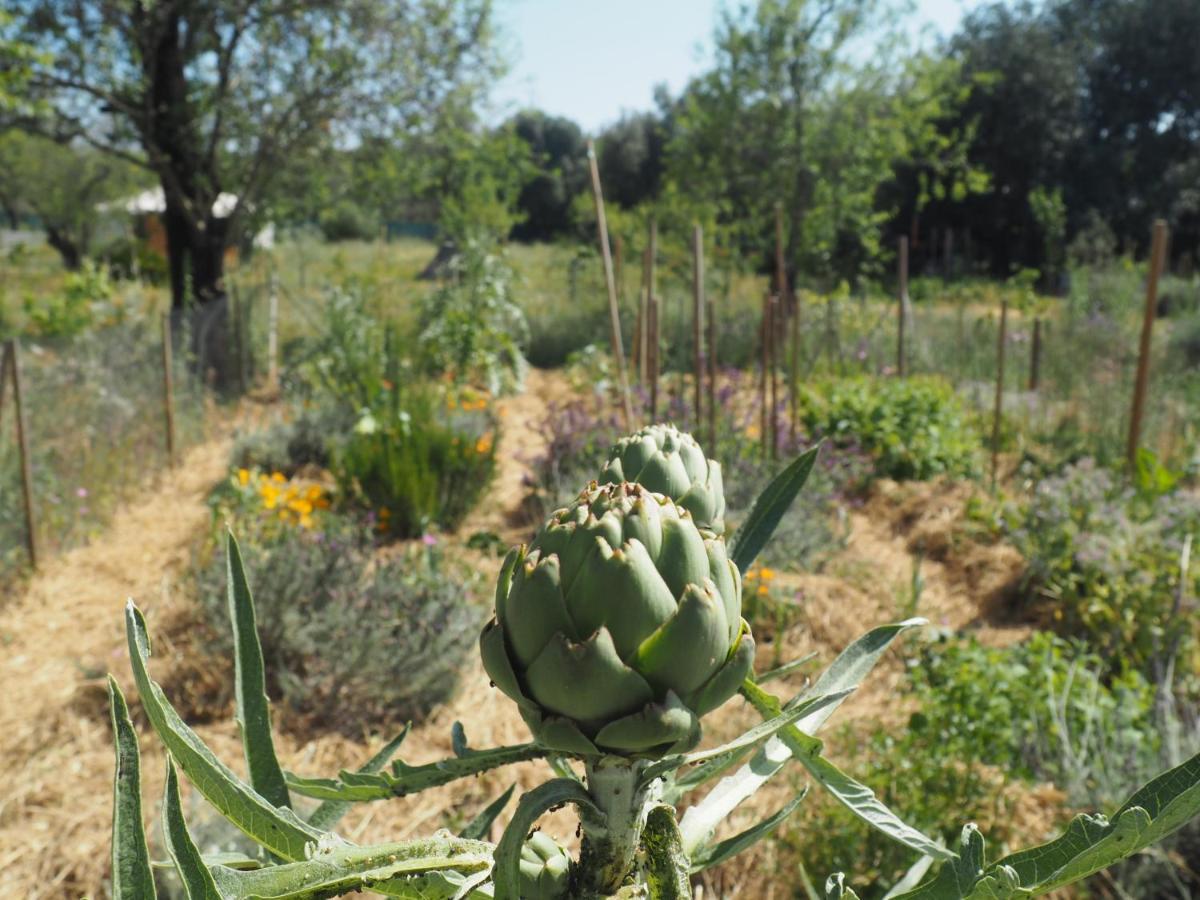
[600,424,726,535]
[519,831,571,900]
[481,481,753,758]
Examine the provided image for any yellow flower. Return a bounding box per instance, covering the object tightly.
[237,468,251,486]
[745,424,761,439]
[758,567,776,581]
[475,433,494,455]
[757,585,769,596]
[271,471,286,483]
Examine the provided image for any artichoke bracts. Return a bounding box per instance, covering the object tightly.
[600,424,726,535]
[480,480,753,758]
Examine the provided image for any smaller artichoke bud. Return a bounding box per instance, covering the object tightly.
[519,832,571,900]
[480,481,753,758]
[600,424,725,535]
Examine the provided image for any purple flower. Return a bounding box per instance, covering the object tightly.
[422,533,438,547]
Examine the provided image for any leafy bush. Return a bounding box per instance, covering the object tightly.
[417,237,528,394]
[22,260,112,338]
[196,490,481,732]
[799,375,980,481]
[230,406,340,476]
[335,386,497,537]
[1007,458,1200,678]
[318,201,380,242]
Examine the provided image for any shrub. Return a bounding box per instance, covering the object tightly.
[318,201,380,242]
[230,405,341,476]
[798,375,980,481]
[196,492,481,732]
[22,260,111,338]
[1007,458,1200,678]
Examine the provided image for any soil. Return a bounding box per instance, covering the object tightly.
[0,371,1055,899]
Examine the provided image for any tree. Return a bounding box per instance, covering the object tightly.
[11,0,500,377]
[0,130,146,268]
[596,110,667,210]
[508,110,588,242]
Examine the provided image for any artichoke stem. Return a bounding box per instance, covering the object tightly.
[576,757,661,896]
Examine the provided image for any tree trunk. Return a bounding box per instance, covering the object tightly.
[44,226,83,271]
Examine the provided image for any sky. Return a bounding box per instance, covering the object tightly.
[489,0,988,132]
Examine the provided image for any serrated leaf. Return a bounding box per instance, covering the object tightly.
[690,789,807,873]
[124,601,326,861]
[664,742,756,804]
[458,785,515,840]
[208,835,495,899]
[162,759,222,899]
[730,444,820,573]
[108,676,157,900]
[286,742,545,802]
[226,533,291,810]
[307,729,410,830]
[493,778,597,900]
[643,805,691,899]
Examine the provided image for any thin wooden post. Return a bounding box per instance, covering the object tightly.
[991,297,1008,490]
[0,341,9,433]
[769,295,779,459]
[1029,318,1042,391]
[897,236,909,377]
[648,295,660,422]
[640,220,657,383]
[760,292,770,458]
[692,225,705,431]
[586,139,634,429]
[707,294,717,452]
[267,271,279,390]
[614,233,624,304]
[1127,219,1169,468]
[8,340,39,567]
[161,312,177,465]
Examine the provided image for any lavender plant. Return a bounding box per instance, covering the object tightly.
[108,429,1200,898]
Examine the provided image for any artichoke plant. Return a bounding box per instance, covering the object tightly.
[103,429,1200,900]
[600,424,725,535]
[480,480,751,758]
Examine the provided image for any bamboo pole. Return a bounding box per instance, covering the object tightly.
[8,340,39,567]
[692,225,705,431]
[1127,219,1169,468]
[0,340,9,434]
[640,220,657,383]
[759,292,770,458]
[991,297,1008,490]
[707,294,717,453]
[1029,318,1042,391]
[161,312,177,465]
[586,139,634,429]
[769,295,779,459]
[897,236,909,377]
[267,270,279,391]
[648,295,660,422]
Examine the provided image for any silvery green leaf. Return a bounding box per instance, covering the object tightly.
[162,759,222,899]
[884,855,937,898]
[108,676,157,900]
[689,789,807,873]
[755,651,819,686]
[286,743,545,802]
[642,805,691,899]
[226,533,291,811]
[663,742,756,804]
[125,602,326,861]
[730,444,820,573]
[825,873,861,900]
[208,834,495,899]
[458,785,515,840]
[307,729,410,830]
[494,778,598,900]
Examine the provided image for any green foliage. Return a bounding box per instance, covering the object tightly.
[1008,458,1200,678]
[318,201,381,243]
[21,260,112,338]
[417,238,528,394]
[799,376,980,481]
[194,508,481,733]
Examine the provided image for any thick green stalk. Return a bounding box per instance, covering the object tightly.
[577,757,661,895]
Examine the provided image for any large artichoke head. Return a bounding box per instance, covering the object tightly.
[480,480,753,758]
[600,424,725,534]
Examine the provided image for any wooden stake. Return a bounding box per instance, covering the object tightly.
[648,295,660,422]
[692,225,705,431]
[897,236,909,377]
[991,297,1008,490]
[586,139,634,429]
[640,220,657,383]
[760,292,770,458]
[707,295,717,452]
[1127,219,1169,468]
[161,312,177,465]
[8,340,39,567]
[267,270,279,390]
[769,295,779,459]
[1029,318,1042,391]
[614,233,624,304]
[0,340,9,434]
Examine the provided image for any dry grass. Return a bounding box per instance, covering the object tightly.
[0,371,1057,899]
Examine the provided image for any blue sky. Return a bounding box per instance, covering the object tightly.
[489,0,988,132]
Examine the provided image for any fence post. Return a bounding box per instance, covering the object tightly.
[614,233,624,305]
[1127,219,1169,468]
[707,294,717,453]
[991,297,1008,490]
[1029,317,1042,391]
[8,340,40,568]
[161,312,177,465]
[760,291,770,458]
[586,139,634,429]
[693,225,705,431]
[897,235,909,377]
[648,295,659,422]
[0,340,8,433]
[267,270,279,391]
[769,295,779,459]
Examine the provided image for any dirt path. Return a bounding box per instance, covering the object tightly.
[0,373,1038,898]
